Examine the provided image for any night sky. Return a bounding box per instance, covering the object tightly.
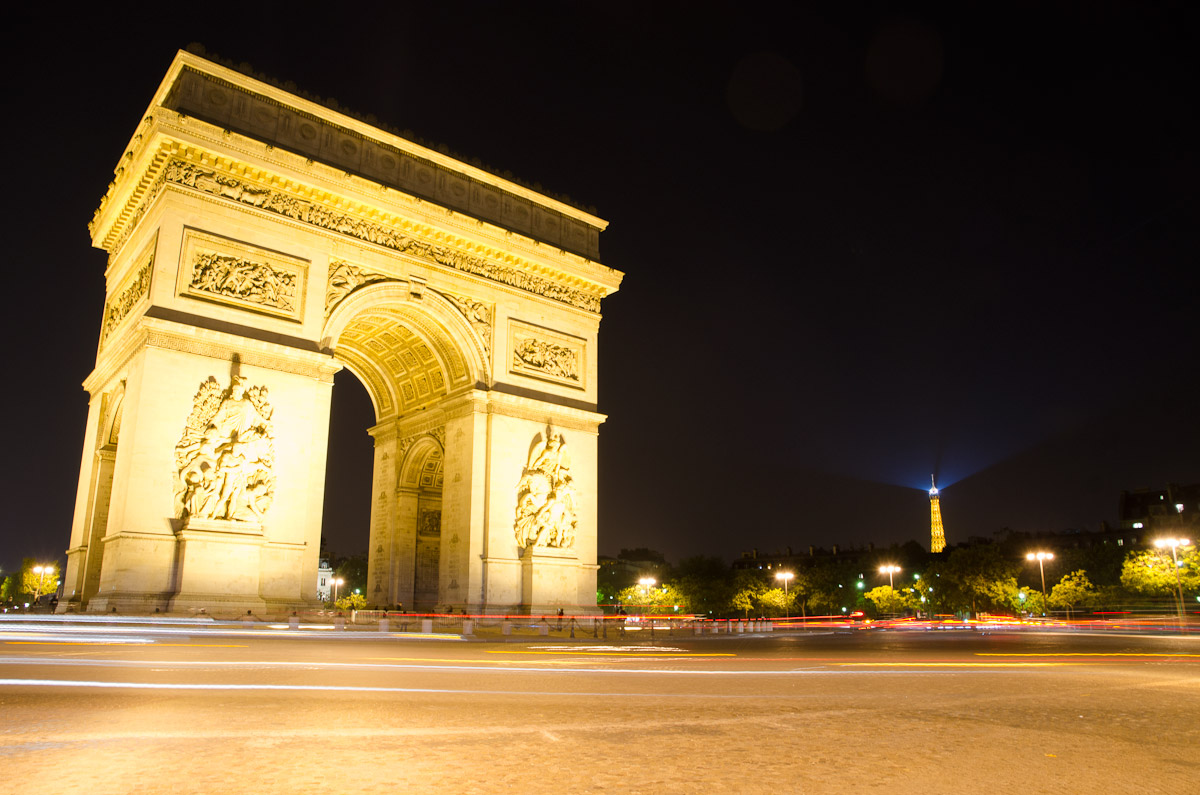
[4,4,1197,575]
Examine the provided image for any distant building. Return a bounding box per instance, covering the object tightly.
[317,560,334,602]
[1119,483,1199,536]
[732,544,877,573]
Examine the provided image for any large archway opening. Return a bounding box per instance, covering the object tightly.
[322,284,485,611]
[320,369,375,564]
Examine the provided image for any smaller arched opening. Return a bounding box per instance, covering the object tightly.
[398,435,444,611]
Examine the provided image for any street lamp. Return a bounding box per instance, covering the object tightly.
[638,577,656,613]
[775,571,794,619]
[332,577,345,604]
[1026,552,1054,617]
[31,565,51,602]
[879,565,900,590]
[1154,537,1191,621]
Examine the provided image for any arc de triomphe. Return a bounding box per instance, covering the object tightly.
[60,51,622,615]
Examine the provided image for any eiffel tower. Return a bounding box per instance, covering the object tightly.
[929,475,947,553]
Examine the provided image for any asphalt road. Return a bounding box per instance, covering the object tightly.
[2,621,1197,794]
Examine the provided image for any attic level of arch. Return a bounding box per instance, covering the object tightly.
[94,137,611,316]
[158,67,602,261]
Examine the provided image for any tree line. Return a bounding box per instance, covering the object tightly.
[599,540,1199,619]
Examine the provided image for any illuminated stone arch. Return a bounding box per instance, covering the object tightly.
[322,282,487,423]
[60,51,620,617]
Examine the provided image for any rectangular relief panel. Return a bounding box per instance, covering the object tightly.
[99,233,156,348]
[507,320,586,390]
[177,228,308,322]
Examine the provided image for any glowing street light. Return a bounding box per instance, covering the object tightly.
[775,571,794,619]
[879,565,900,590]
[1154,537,1191,620]
[1026,552,1054,617]
[31,565,54,603]
[332,577,345,604]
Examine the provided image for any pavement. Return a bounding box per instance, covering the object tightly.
[1,617,1198,794]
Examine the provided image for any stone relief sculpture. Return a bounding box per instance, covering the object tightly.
[513,337,579,382]
[325,261,390,315]
[189,251,297,312]
[157,159,601,312]
[174,375,276,524]
[100,257,153,345]
[418,510,442,537]
[443,292,493,360]
[514,428,577,550]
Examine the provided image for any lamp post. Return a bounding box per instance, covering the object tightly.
[638,577,656,615]
[775,571,794,619]
[1154,537,1191,621]
[332,577,345,604]
[1026,552,1054,618]
[878,565,901,617]
[31,566,48,605]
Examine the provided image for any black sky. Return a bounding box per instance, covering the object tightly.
[3,3,1197,574]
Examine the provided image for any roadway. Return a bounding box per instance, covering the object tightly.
[1,620,1197,794]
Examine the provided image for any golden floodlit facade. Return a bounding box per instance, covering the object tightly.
[60,51,623,616]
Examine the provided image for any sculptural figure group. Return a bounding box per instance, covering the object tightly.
[175,375,276,524]
[514,429,578,549]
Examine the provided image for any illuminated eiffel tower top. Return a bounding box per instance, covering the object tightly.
[929,475,947,553]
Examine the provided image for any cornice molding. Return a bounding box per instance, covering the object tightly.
[99,137,614,314]
[85,316,341,395]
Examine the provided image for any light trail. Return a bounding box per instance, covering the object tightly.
[0,668,1052,695]
[4,641,245,648]
[484,650,736,657]
[837,662,1068,667]
[975,652,1200,658]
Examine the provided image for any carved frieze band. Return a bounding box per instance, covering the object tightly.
[159,158,601,313]
[100,247,154,347]
[508,320,585,390]
[180,229,306,321]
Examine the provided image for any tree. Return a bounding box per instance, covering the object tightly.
[9,559,61,603]
[803,559,860,616]
[333,554,368,595]
[1120,546,1200,597]
[616,583,687,614]
[1048,570,1099,618]
[730,588,756,619]
[757,587,796,618]
[335,593,366,611]
[728,570,768,618]
[943,545,1018,616]
[672,556,734,616]
[864,586,915,617]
